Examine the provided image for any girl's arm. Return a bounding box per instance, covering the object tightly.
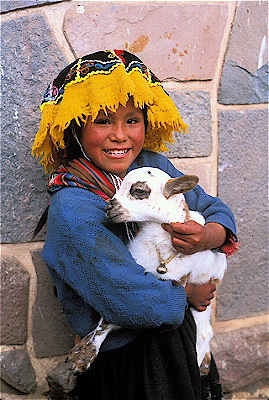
[43,188,187,333]
[131,151,237,256]
[162,221,227,255]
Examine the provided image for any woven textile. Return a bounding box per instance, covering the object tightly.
[48,158,116,201]
[47,157,138,240]
[32,50,188,172]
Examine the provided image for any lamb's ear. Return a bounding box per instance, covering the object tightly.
[163,175,199,199]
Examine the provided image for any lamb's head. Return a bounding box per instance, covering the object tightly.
[106,167,199,224]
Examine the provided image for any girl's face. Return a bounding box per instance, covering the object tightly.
[81,99,145,177]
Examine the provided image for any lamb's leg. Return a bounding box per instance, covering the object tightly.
[191,306,213,376]
[199,352,211,376]
[66,318,117,374]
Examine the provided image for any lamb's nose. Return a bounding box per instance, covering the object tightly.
[106,198,119,209]
[106,198,121,215]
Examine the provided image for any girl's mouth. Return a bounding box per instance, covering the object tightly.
[103,149,130,157]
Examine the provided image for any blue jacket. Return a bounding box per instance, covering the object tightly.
[43,151,236,351]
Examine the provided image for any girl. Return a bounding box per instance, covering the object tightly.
[32,50,237,400]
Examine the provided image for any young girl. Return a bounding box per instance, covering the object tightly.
[32,50,237,400]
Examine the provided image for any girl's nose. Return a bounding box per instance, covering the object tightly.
[110,123,127,142]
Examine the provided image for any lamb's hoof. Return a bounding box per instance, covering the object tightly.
[65,355,94,375]
[199,352,211,376]
[66,333,98,374]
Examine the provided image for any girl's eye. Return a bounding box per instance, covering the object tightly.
[127,118,139,124]
[94,119,110,125]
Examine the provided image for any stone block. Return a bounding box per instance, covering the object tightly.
[170,160,214,196]
[1,256,30,345]
[45,361,77,398]
[0,379,22,395]
[211,324,269,392]
[219,1,268,104]
[217,109,268,320]
[1,0,64,13]
[162,90,212,158]
[0,349,36,394]
[218,61,269,104]
[223,1,268,74]
[64,3,228,80]
[1,14,67,243]
[32,249,75,357]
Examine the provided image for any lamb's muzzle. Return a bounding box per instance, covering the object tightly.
[106,198,130,223]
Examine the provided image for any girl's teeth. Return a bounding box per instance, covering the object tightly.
[105,150,128,155]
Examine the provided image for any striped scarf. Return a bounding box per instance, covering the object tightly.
[47,157,137,241]
[48,158,119,200]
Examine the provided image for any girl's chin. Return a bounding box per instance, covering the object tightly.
[107,166,127,177]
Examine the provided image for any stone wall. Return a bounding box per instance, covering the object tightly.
[1,1,268,399]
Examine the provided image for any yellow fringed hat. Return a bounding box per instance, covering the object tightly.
[32,49,188,172]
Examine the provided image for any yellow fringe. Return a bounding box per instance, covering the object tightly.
[32,63,187,173]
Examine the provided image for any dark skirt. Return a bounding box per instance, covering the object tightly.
[73,310,223,400]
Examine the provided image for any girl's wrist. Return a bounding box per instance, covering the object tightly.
[203,222,227,250]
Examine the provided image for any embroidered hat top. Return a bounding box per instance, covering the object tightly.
[32,49,188,172]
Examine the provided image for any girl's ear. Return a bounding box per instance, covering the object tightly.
[163,175,199,199]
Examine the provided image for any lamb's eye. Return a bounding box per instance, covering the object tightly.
[130,182,151,199]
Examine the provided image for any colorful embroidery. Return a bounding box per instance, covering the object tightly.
[48,158,116,201]
[220,236,240,257]
[32,50,188,173]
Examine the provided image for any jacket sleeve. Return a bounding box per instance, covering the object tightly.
[42,187,187,331]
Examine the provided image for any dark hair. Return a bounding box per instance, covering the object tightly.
[142,105,148,132]
[62,120,84,162]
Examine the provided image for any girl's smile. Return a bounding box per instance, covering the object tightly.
[80,99,145,177]
[103,149,130,157]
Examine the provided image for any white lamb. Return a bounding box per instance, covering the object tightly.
[67,167,227,375]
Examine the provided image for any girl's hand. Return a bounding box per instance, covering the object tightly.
[185,280,216,312]
[162,221,226,255]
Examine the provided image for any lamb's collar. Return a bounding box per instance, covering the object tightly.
[155,245,179,274]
